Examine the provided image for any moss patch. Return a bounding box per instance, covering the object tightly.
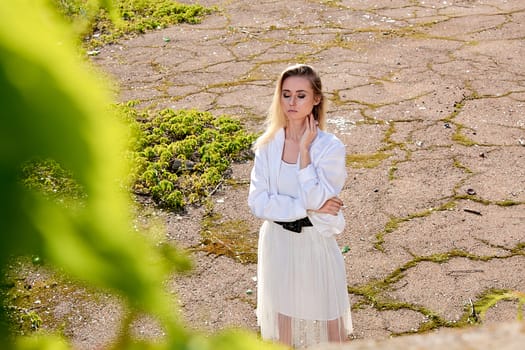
[197,214,258,264]
[1,258,115,336]
[452,124,477,146]
[346,152,390,169]
[53,0,214,49]
[473,289,525,322]
[125,105,257,211]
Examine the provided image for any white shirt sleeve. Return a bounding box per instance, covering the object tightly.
[248,145,307,221]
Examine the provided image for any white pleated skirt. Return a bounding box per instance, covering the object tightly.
[256,220,352,348]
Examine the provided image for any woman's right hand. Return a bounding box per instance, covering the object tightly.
[311,197,343,216]
[299,113,318,151]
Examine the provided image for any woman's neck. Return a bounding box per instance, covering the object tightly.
[285,121,306,141]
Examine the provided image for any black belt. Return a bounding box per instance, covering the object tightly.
[274,217,313,233]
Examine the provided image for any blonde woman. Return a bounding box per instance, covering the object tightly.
[248,64,352,348]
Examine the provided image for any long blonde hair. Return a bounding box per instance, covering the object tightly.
[254,64,327,149]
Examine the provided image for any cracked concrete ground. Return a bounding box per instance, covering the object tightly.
[79,0,525,347]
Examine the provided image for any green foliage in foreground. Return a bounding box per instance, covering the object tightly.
[126,106,257,211]
[0,0,275,348]
[51,0,213,48]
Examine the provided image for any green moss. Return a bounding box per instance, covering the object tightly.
[155,79,174,95]
[495,200,522,207]
[452,125,477,146]
[198,214,258,264]
[440,96,481,147]
[348,277,451,336]
[346,152,390,169]
[380,123,407,152]
[443,101,465,123]
[373,217,401,252]
[388,165,398,180]
[454,194,491,205]
[320,0,343,7]
[374,201,457,252]
[382,250,486,287]
[383,122,396,143]
[53,0,214,49]
[452,157,473,174]
[514,242,525,253]
[126,106,257,211]
[1,258,108,336]
[330,90,344,107]
[439,201,458,211]
[348,247,525,335]
[294,53,313,64]
[331,32,354,49]
[473,289,525,322]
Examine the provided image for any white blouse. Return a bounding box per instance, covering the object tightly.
[248,128,346,236]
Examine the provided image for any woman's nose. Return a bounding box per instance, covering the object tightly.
[289,96,296,105]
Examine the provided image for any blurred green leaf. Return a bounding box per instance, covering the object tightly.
[15,335,70,350]
[0,0,181,346]
[0,0,276,349]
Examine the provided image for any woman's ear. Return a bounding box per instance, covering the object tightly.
[314,96,321,105]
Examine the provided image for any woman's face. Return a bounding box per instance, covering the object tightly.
[280,76,319,122]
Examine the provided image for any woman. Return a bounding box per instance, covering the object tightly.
[248,64,352,348]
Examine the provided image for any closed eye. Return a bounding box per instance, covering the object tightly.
[282,93,307,99]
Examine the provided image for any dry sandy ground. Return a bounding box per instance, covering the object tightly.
[20,1,525,349]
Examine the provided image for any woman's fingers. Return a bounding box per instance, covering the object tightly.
[330,197,343,206]
[313,198,344,215]
[300,113,318,149]
[321,198,343,215]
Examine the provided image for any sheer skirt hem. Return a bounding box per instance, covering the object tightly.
[258,309,353,348]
